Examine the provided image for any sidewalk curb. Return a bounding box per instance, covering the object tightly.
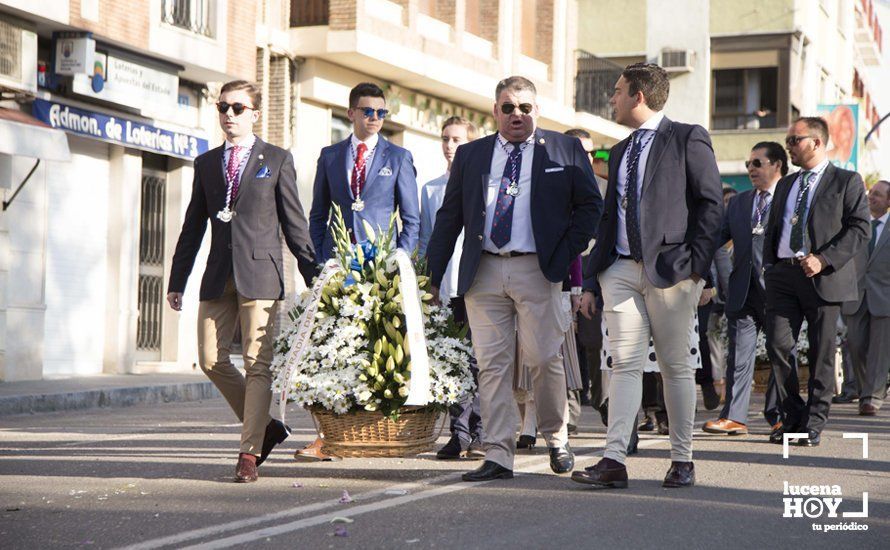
[0,381,221,416]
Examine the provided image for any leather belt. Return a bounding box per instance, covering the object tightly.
[777,257,801,266]
[482,250,535,258]
[617,254,640,262]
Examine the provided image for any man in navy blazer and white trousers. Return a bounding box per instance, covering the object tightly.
[426,76,602,482]
[574,63,724,490]
[309,82,420,261]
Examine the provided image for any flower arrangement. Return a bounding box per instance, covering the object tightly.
[271,206,475,420]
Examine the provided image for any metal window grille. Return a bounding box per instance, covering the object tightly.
[162,0,214,38]
[574,51,623,121]
[0,19,22,80]
[137,174,166,352]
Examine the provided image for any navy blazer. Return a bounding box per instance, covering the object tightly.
[309,136,420,262]
[762,163,870,303]
[168,138,318,300]
[720,190,768,315]
[426,128,602,295]
[584,117,724,289]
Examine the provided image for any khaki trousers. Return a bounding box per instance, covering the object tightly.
[465,254,568,469]
[599,259,703,463]
[198,278,279,455]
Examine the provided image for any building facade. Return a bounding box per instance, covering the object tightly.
[578,0,887,188]
[0,0,255,381]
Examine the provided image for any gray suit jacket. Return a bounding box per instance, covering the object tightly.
[843,217,890,317]
[763,164,870,303]
[426,129,602,295]
[584,117,724,288]
[168,138,318,300]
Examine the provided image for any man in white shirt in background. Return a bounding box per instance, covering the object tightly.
[418,116,485,459]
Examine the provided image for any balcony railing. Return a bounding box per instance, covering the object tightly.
[291,0,330,27]
[162,0,214,38]
[574,51,623,120]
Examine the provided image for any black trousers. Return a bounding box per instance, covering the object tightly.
[764,263,841,434]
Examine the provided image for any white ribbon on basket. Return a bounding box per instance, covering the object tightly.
[392,249,432,406]
[278,259,341,424]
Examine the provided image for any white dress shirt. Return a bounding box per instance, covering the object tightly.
[616,111,665,255]
[778,159,830,258]
[344,133,379,198]
[419,173,462,300]
[750,181,778,225]
[872,211,889,246]
[222,133,257,185]
[483,134,536,253]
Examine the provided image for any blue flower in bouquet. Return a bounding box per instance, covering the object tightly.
[350,240,378,271]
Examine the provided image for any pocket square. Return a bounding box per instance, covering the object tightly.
[378,166,393,177]
[255,165,272,178]
[545,167,564,173]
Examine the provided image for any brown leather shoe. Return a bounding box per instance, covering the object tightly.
[859,403,879,416]
[702,418,748,435]
[570,458,628,489]
[294,438,342,462]
[235,454,258,483]
[662,461,695,488]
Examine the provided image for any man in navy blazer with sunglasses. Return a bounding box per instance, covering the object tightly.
[309,82,420,262]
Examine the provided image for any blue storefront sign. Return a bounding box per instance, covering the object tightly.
[32,98,209,160]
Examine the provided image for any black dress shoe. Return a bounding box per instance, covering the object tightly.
[549,443,575,474]
[465,436,486,459]
[461,460,513,482]
[662,461,695,488]
[769,424,786,445]
[571,458,628,489]
[516,434,536,449]
[436,435,464,460]
[256,419,290,466]
[657,420,670,436]
[701,382,720,411]
[598,400,609,426]
[638,416,655,432]
[794,430,821,447]
[567,423,579,436]
[832,394,858,404]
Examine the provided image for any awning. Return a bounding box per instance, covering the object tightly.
[0,107,71,162]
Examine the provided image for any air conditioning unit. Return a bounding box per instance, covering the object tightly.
[659,49,695,73]
[0,20,38,94]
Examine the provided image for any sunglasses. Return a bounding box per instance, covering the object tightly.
[500,102,534,115]
[744,158,773,169]
[216,102,255,116]
[359,107,389,119]
[785,135,813,147]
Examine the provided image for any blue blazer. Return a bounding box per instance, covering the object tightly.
[309,136,420,262]
[426,128,602,295]
[720,190,767,315]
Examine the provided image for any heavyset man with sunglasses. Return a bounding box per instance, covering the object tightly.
[762,117,870,448]
[167,80,318,483]
[426,76,602,482]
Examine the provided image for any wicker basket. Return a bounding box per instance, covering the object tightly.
[753,363,810,394]
[311,406,444,458]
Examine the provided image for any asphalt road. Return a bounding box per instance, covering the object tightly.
[1,395,887,549]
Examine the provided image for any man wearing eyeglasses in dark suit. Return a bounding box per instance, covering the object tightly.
[167,80,318,483]
[762,117,870,448]
[426,76,602,482]
[309,82,420,262]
